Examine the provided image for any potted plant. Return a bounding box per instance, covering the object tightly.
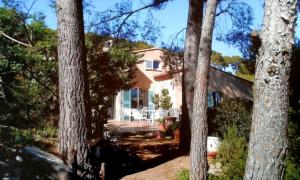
[157,118,166,132]
[170,121,180,141]
[157,89,176,127]
[156,118,166,139]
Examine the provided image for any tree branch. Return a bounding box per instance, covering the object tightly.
[24,66,58,98]
[21,0,37,46]
[0,31,32,47]
[87,0,169,29]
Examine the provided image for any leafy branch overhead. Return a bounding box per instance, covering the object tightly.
[86,0,170,43]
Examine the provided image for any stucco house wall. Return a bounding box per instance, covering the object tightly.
[208,67,253,100]
[112,48,253,121]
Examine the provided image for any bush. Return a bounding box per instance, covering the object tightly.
[152,89,173,110]
[35,126,58,139]
[176,168,189,180]
[213,126,247,180]
[0,125,34,145]
[287,108,300,166]
[284,157,300,179]
[209,98,252,139]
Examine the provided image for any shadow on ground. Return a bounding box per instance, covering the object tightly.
[102,130,184,180]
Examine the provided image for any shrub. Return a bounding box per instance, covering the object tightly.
[209,98,252,139]
[152,89,173,110]
[176,168,189,180]
[287,108,300,166]
[170,121,180,131]
[284,157,300,180]
[214,126,247,180]
[0,125,34,145]
[35,126,58,139]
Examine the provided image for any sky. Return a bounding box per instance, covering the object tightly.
[12,0,300,57]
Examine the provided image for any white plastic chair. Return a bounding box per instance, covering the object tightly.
[131,109,143,122]
[122,108,144,122]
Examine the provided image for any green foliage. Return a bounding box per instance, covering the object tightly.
[131,41,153,50]
[236,72,254,82]
[0,6,58,128]
[211,51,227,70]
[284,158,300,180]
[0,125,34,145]
[152,94,160,109]
[0,5,143,128]
[86,34,138,118]
[209,98,252,139]
[152,89,173,110]
[287,47,300,167]
[210,50,255,82]
[160,89,172,110]
[214,126,247,180]
[157,118,165,124]
[35,126,57,139]
[170,121,180,131]
[176,168,189,180]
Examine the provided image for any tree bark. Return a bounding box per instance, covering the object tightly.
[57,0,92,173]
[180,0,203,153]
[244,0,297,179]
[190,0,218,179]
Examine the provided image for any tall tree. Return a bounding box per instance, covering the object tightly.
[180,0,203,153]
[56,0,92,175]
[190,0,218,179]
[244,0,297,179]
[180,0,253,152]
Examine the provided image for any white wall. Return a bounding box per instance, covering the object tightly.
[113,92,122,121]
[150,79,181,109]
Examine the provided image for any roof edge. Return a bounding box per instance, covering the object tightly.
[133,47,162,53]
[209,66,253,84]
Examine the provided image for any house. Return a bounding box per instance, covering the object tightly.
[111,48,253,121]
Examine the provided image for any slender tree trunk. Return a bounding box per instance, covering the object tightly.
[180,0,203,153]
[244,0,297,179]
[190,0,218,179]
[57,0,92,173]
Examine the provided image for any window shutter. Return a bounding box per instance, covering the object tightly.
[148,90,154,110]
[122,90,131,108]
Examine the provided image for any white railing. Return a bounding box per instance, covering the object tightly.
[121,107,181,125]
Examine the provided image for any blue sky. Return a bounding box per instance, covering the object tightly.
[15,0,300,56]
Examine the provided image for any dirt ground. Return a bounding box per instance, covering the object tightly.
[123,155,190,180]
[114,130,190,180]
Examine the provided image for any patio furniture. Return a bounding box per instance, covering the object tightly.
[131,109,144,122]
[149,109,168,124]
[122,108,144,122]
[141,107,148,120]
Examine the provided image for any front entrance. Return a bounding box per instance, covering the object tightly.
[121,88,155,120]
[122,88,155,110]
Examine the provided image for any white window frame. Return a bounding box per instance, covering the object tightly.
[145,60,160,70]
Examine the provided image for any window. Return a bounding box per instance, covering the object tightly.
[208,91,223,108]
[146,60,152,69]
[212,91,223,106]
[153,61,160,69]
[145,60,160,70]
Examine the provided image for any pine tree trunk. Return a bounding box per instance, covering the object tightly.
[190,0,218,179]
[57,0,92,172]
[244,0,297,179]
[180,0,203,153]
